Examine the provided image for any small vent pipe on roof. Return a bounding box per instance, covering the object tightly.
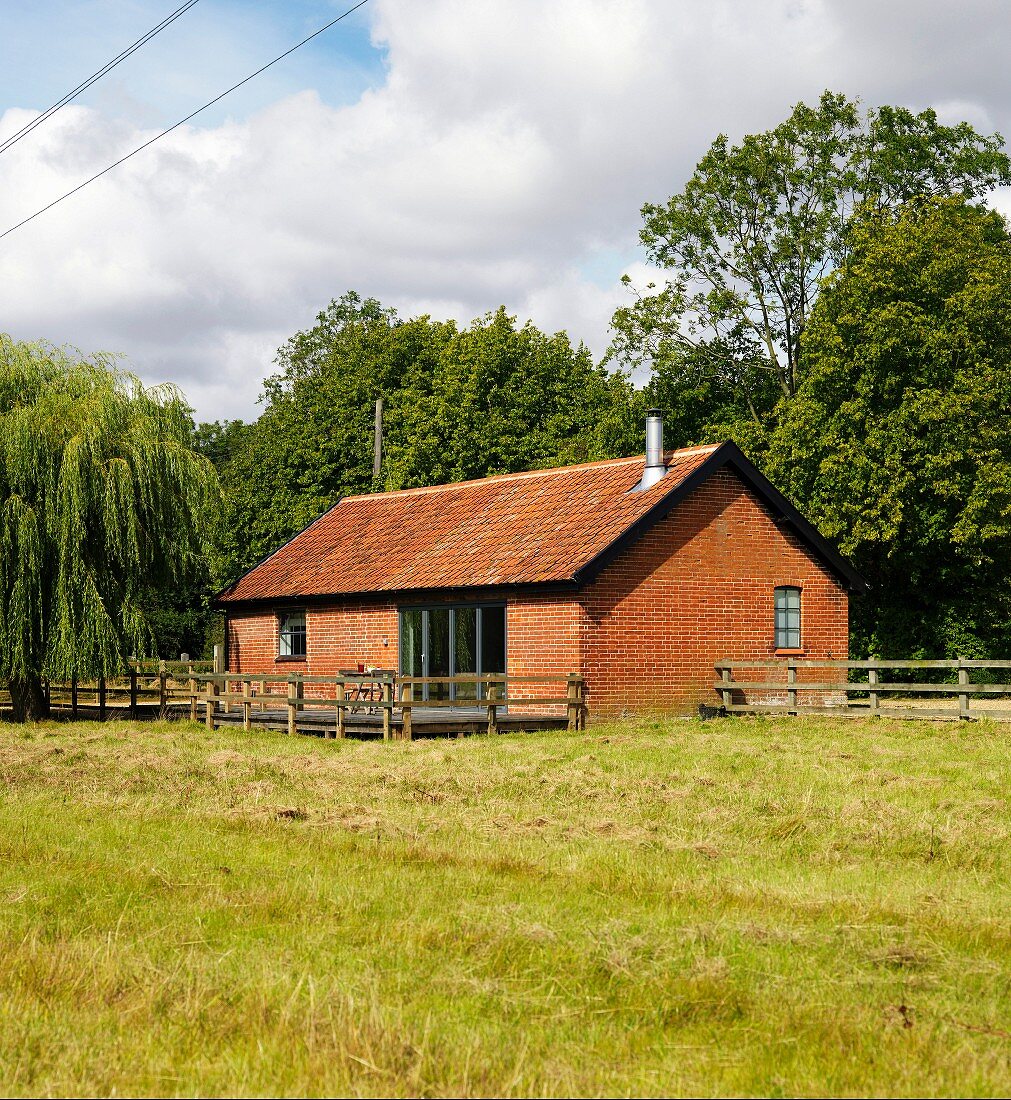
[632,408,667,491]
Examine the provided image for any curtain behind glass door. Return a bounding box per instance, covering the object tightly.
[454,607,477,700]
[400,609,423,678]
[479,605,506,699]
[428,608,451,701]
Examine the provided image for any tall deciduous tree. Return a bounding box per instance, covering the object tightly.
[0,338,219,720]
[611,91,1010,432]
[217,293,638,582]
[766,198,1011,657]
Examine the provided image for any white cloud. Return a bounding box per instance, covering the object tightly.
[1,0,1009,420]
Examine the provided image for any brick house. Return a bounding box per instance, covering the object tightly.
[216,414,865,717]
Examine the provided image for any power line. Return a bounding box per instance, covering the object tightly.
[0,0,371,242]
[0,0,203,157]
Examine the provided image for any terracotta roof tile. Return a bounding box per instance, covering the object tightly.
[218,445,720,602]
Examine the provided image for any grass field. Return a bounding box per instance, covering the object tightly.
[2,715,1011,1097]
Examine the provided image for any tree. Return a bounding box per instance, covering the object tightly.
[611,91,1011,431]
[0,338,219,720]
[217,293,455,580]
[388,306,638,488]
[766,198,1011,657]
[217,294,638,582]
[191,418,250,472]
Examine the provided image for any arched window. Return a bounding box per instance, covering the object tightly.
[774,586,801,650]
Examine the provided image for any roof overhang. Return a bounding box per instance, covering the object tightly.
[214,441,868,606]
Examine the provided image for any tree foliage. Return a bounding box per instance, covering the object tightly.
[216,293,638,582]
[0,338,219,719]
[611,91,1011,436]
[766,198,1011,657]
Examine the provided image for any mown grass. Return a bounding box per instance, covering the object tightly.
[1,715,1010,1096]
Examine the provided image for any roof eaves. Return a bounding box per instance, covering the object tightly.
[216,577,581,610]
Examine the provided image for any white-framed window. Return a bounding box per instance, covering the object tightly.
[774,586,801,649]
[278,609,307,658]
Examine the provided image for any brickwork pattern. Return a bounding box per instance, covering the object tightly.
[580,468,849,716]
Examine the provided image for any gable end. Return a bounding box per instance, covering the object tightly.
[571,442,868,591]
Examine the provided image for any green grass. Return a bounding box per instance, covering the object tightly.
[1,715,1011,1096]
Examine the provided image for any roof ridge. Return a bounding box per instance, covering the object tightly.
[342,444,720,502]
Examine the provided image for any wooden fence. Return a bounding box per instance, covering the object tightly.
[44,659,215,720]
[195,671,586,740]
[714,658,1011,721]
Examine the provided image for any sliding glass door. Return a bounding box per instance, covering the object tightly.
[399,603,506,702]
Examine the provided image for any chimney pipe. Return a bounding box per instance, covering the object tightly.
[633,408,667,491]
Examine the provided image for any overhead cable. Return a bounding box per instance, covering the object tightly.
[0,0,203,156]
[0,0,371,241]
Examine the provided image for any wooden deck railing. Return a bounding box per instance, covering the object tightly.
[192,671,586,740]
[714,658,1011,721]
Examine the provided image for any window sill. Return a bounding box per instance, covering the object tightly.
[774,648,806,657]
[275,655,307,663]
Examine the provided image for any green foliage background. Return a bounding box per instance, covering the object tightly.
[767,198,1011,657]
[205,295,639,582]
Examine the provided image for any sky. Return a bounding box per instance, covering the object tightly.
[1,0,1009,422]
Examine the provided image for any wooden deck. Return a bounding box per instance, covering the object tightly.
[36,700,569,738]
[204,705,569,739]
[34,667,585,741]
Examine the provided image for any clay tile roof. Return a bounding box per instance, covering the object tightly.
[218,445,721,602]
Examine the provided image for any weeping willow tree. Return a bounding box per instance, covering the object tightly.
[0,336,219,721]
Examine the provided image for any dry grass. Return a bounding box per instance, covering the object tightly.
[1,714,1011,1096]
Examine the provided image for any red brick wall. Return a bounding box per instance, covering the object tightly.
[505,593,582,712]
[226,594,580,706]
[227,601,398,699]
[580,468,849,716]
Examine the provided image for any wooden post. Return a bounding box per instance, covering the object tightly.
[158,659,168,712]
[205,676,218,731]
[566,675,579,731]
[720,665,732,710]
[486,685,498,736]
[242,678,252,731]
[287,677,297,736]
[188,663,197,722]
[98,677,107,722]
[958,659,970,720]
[71,675,78,719]
[382,679,392,742]
[787,658,797,714]
[336,680,345,739]
[214,646,229,713]
[129,665,138,719]
[401,681,413,742]
[260,677,267,713]
[868,666,879,716]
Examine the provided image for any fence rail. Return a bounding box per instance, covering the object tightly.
[714,658,1011,721]
[193,671,585,741]
[40,659,216,720]
[28,668,585,741]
